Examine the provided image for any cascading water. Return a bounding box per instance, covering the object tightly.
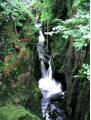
[36,23,65,120]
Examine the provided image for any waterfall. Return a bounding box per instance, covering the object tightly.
[47,61,52,79]
[39,30,45,46]
[41,61,46,78]
[36,23,65,120]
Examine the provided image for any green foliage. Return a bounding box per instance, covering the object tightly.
[31,0,42,13]
[19,0,32,7]
[0,0,36,74]
[50,0,90,80]
[0,0,34,27]
[45,0,90,77]
[73,0,90,8]
[0,104,41,120]
[51,7,90,50]
[0,0,38,98]
[74,64,90,80]
[31,0,55,23]
[41,0,54,22]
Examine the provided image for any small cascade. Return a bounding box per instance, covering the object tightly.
[36,23,65,120]
[39,30,45,46]
[41,61,47,78]
[47,61,52,79]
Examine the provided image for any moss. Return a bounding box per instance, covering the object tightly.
[28,80,42,117]
[0,104,41,120]
[0,79,42,119]
[51,33,69,73]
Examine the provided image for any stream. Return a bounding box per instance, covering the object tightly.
[36,23,65,120]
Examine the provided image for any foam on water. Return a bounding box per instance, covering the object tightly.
[38,61,62,99]
[38,77,62,98]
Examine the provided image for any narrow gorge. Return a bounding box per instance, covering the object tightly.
[0,0,90,120]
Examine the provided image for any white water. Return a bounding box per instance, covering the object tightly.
[39,30,45,46]
[37,24,62,99]
[37,24,64,120]
[39,61,62,98]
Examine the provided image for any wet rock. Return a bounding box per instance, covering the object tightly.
[41,92,65,120]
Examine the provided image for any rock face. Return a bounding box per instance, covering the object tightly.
[51,38,90,120]
[64,39,90,120]
[41,93,65,120]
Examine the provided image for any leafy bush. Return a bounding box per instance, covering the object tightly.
[74,64,90,80]
[50,8,90,50]
[0,0,34,26]
[46,0,90,51]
